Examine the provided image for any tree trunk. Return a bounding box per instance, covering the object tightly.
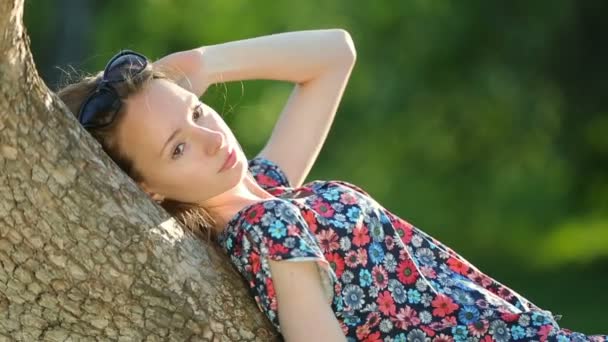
[0,1,277,341]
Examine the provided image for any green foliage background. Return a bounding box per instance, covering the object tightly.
[25,0,607,333]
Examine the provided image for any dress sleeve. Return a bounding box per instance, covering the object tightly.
[247,156,292,192]
[220,198,337,332]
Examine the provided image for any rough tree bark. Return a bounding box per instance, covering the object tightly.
[0,1,277,341]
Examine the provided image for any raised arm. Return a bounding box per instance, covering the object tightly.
[268,259,346,342]
[154,29,356,187]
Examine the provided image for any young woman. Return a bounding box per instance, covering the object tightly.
[58,30,605,342]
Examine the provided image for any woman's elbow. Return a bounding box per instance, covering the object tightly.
[329,29,357,66]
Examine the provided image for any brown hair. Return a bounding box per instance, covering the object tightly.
[57,62,216,241]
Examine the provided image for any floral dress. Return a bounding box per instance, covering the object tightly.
[217,157,606,342]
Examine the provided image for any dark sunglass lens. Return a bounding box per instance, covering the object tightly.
[79,89,121,128]
[105,53,147,82]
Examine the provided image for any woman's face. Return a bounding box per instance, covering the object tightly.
[117,78,246,204]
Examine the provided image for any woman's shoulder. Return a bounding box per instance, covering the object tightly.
[305,179,373,199]
[219,197,305,243]
[247,156,292,191]
[247,155,373,198]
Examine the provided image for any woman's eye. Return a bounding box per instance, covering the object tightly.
[172,143,184,159]
[192,105,202,121]
[172,105,202,160]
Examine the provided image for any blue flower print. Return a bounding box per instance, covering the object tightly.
[359,269,372,287]
[343,313,361,327]
[346,207,361,222]
[322,189,340,201]
[511,325,526,340]
[452,288,475,305]
[298,239,314,254]
[277,203,297,222]
[415,247,437,267]
[452,325,469,342]
[388,279,408,304]
[458,305,480,324]
[225,236,233,249]
[490,320,511,342]
[531,312,551,326]
[393,333,407,342]
[268,220,286,239]
[343,284,365,310]
[330,219,347,228]
[369,242,385,264]
[407,289,421,304]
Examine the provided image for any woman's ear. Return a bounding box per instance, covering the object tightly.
[138,181,165,202]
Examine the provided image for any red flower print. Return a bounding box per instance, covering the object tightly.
[371,265,389,289]
[498,287,515,301]
[396,259,419,284]
[352,225,371,247]
[356,324,371,340]
[339,320,349,335]
[266,277,277,310]
[432,334,454,342]
[312,198,335,217]
[356,248,368,266]
[317,229,340,252]
[268,241,289,256]
[420,325,436,337]
[257,174,279,187]
[302,209,318,233]
[287,224,300,237]
[366,312,381,328]
[244,205,264,224]
[326,252,345,277]
[377,291,396,316]
[340,192,358,205]
[363,332,382,342]
[489,286,501,296]
[538,324,553,342]
[393,305,421,329]
[250,252,261,274]
[500,312,519,322]
[269,188,286,197]
[468,319,489,337]
[441,316,457,327]
[447,257,469,275]
[385,235,395,250]
[393,217,413,243]
[431,294,459,317]
[420,265,437,279]
[469,269,493,287]
[345,250,359,268]
[480,336,494,342]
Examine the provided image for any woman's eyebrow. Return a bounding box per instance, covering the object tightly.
[159,101,199,158]
[160,128,181,158]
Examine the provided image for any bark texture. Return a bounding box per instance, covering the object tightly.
[0,0,277,340]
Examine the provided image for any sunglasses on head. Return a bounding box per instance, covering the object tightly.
[77,50,148,129]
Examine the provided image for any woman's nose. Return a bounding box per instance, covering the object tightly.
[192,126,224,156]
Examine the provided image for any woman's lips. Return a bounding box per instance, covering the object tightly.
[219,149,237,173]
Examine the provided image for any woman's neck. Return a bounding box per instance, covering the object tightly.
[204,173,275,235]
